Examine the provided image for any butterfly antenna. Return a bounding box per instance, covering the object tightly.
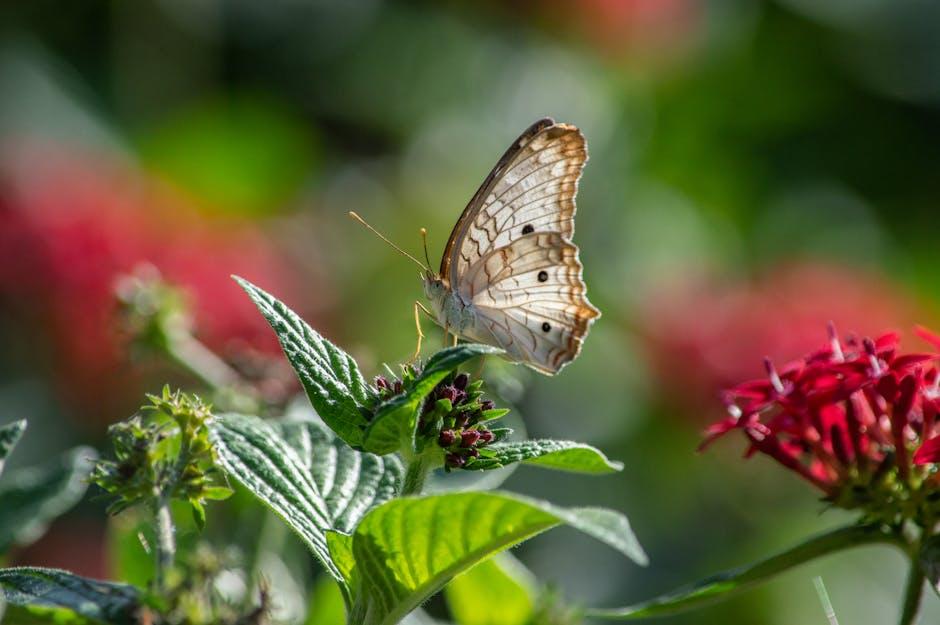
[349,211,429,271]
[420,227,433,271]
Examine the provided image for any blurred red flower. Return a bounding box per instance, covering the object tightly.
[0,141,318,422]
[638,262,920,418]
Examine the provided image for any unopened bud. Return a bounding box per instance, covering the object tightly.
[480,399,495,412]
[460,430,481,448]
[478,430,494,444]
[445,453,466,468]
[438,429,457,447]
[454,373,469,390]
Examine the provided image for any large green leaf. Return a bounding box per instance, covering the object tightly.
[0,446,97,553]
[587,523,904,619]
[234,277,372,447]
[339,491,646,625]
[481,440,623,474]
[363,344,502,455]
[0,420,27,478]
[209,413,402,584]
[0,567,140,625]
[445,554,536,625]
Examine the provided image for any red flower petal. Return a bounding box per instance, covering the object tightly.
[913,435,940,465]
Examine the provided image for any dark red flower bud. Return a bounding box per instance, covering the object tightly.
[467,448,480,458]
[460,430,481,448]
[374,376,389,391]
[454,373,469,390]
[480,399,495,412]
[455,413,470,429]
[478,429,494,444]
[393,380,403,394]
[438,385,461,404]
[438,429,457,447]
[445,453,466,468]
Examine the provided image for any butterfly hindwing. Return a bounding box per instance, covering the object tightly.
[464,232,599,373]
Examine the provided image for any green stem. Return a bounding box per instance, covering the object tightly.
[899,538,927,625]
[153,496,175,591]
[167,333,243,392]
[401,453,432,496]
[587,523,907,620]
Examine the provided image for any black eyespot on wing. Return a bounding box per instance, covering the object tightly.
[537,270,548,282]
[521,224,534,235]
[541,322,551,332]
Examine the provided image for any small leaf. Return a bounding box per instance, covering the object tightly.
[0,420,27,478]
[363,344,502,455]
[0,447,97,553]
[341,491,646,625]
[234,276,371,447]
[483,440,623,474]
[0,567,140,625]
[920,534,940,597]
[445,554,536,625]
[587,523,903,619]
[202,486,235,500]
[209,413,402,585]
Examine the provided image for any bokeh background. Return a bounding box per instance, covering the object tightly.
[3,1,940,623]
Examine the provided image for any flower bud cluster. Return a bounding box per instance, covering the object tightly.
[418,372,509,470]
[92,386,232,523]
[372,366,509,470]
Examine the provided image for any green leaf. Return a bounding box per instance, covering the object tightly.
[587,523,904,619]
[0,447,97,553]
[920,534,940,597]
[0,420,27,478]
[481,440,623,474]
[209,413,402,585]
[341,491,646,625]
[0,567,140,625]
[234,276,371,447]
[363,344,502,455]
[445,554,536,625]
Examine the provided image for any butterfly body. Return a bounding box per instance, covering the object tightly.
[421,118,600,375]
[423,275,477,335]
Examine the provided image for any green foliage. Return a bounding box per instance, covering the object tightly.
[234,277,373,447]
[0,567,140,625]
[480,440,623,474]
[90,387,232,524]
[208,412,403,585]
[587,524,904,620]
[0,419,27,477]
[445,555,535,625]
[339,491,647,625]
[0,443,96,554]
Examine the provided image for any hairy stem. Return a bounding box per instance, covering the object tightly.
[154,497,176,590]
[168,333,243,392]
[401,454,431,496]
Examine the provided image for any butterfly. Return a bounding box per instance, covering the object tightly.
[352,118,599,375]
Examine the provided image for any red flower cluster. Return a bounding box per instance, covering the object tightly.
[705,324,940,515]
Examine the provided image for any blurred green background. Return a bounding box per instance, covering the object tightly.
[2,0,940,623]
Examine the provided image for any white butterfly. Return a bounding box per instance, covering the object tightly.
[354,118,599,375]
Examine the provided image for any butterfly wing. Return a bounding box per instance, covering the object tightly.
[440,119,599,374]
[463,232,600,374]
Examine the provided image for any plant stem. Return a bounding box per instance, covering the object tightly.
[168,333,243,392]
[401,452,434,496]
[154,496,176,590]
[587,523,907,619]
[899,543,927,625]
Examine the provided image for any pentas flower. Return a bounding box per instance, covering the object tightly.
[373,368,510,470]
[705,324,940,523]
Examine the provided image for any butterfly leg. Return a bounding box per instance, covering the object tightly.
[412,301,428,362]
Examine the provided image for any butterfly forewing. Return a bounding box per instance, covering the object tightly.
[440,119,599,374]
